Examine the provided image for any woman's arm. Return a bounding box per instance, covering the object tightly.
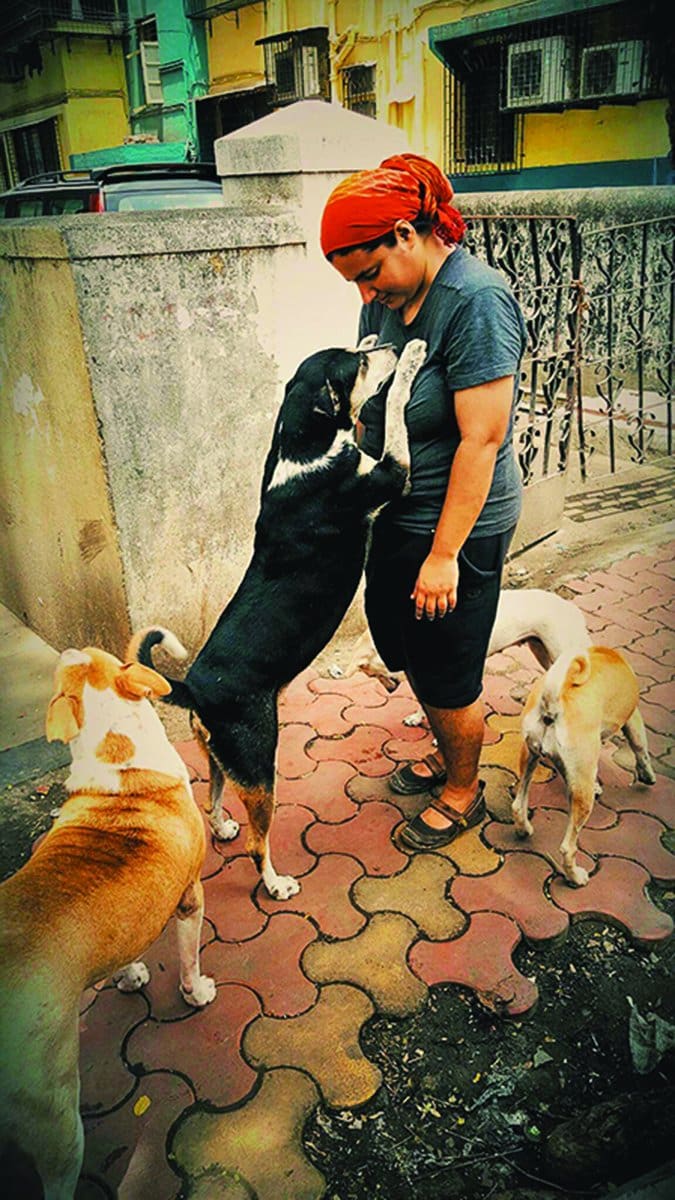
[411,375,514,620]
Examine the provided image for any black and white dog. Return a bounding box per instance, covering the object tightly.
[131,338,427,899]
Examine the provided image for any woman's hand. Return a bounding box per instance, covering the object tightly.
[411,551,459,620]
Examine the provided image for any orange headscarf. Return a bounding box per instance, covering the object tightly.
[320,153,466,258]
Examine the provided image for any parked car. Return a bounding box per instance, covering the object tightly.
[0,162,224,218]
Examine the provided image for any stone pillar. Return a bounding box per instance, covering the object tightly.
[214,100,411,374]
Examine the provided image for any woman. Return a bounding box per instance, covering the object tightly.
[320,153,527,850]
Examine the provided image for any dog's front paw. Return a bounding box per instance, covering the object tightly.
[210,815,240,842]
[635,759,656,785]
[265,872,301,901]
[181,975,217,1008]
[564,863,589,887]
[593,776,603,798]
[397,338,427,381]
[114,962,150,992]
[402,709,425,727]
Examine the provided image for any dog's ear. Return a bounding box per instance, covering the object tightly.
[46,694,80,743]
[313,379,340,420]
[567,652,591,687]
[116,662,172,700]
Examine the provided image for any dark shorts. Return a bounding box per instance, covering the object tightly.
[365,518,515,710]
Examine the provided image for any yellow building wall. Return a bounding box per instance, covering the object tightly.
[0,38,128,171]
[523,100,669,167]
[203,0,667,173]
[207,5,265,94]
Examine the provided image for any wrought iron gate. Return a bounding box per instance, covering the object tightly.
[463,213,675,488]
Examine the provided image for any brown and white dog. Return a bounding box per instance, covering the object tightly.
[512,646,655,886]
[0,646,215,1200]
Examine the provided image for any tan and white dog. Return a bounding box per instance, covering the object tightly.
[0,646,215,1200]
[512,646,655,886]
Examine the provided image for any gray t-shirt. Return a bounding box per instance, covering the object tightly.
[358,246,527,537]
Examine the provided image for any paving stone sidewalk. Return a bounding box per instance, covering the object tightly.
[63,540,675,1198]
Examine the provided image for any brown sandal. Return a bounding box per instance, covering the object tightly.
[389,753,447,795]
[398,782,486,850]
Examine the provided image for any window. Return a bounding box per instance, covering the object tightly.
[258,28,330,106]
[137,16,163,106]
[341,64,376,118]
[11,118,60,181]
[446,46,521,175]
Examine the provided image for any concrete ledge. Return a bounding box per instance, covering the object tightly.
[0,209,305,261]
[456,185,675,224]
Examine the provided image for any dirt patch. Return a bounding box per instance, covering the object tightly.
[304,895,675,1199]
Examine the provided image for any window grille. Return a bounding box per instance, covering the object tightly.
[442,2,664,176]
[137,16,163,106]
[341,63,376,118]
[257,28,330,106]
[11,118,61,180]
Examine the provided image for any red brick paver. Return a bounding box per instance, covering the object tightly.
[38,536,673,1198]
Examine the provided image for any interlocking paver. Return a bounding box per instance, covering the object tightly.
[483,714,554,779]
[201,913,318,1017]
[307,724,393,775]
[175,737,209,782]
[579,811,675,881]
[383,729,437,761]
[438,825,503,875]
[244,983,381,1108]
[519,774,618,828]
[83,1070,193,1199]
[79,988,146,1115]
[346,769,439,823]
[304,912,427,1015]
[127,983,260,1106]
[409,911,539,1017]
[624,648,675,685]
[203,858,268,941]
[342,693,430,735]
[257,853,365,939]
[636,698,674,738]
[279,690,355,736]
[451,853,569,944]
[485,809,595,879]
[277,723,317,778]
[277,758,358,822]
[308,672,387,705]
[643,680,675,711]
[170,1067,324,1200]
[630,629,675,664]
[269,803,317,877]
[305,801,408,876]
[550,858,673,945]
[281,667,318,704]
[141,917,216,1023]
[353,852,465,941]
[482,763,520,822]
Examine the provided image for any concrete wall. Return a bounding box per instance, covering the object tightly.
[0,104,409,656]
[0,222,129,653]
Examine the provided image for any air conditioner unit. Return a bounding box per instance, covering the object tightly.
[580,41,645,99]
[506,36,572,109]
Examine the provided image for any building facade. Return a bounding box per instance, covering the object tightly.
[0,2,129,188]
[191,0,671,188]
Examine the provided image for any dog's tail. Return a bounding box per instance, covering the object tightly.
[539,649,592,724]
[126,626,195,710]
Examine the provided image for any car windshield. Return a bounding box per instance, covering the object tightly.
[109,188,223,212]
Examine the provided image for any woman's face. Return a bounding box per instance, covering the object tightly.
[330,222,426,311]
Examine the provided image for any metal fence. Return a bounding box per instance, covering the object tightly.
[464,213,675,485]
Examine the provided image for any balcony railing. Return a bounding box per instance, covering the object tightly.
[185,0,258,19]
[0,2,125,48]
